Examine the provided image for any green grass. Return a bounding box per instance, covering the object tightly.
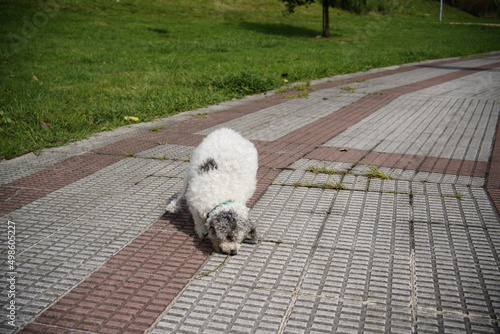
[1,0,499,159]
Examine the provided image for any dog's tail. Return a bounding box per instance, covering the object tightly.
[165,174,189,213]
[165,191,183,213]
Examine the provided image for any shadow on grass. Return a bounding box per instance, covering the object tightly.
[147,27,170,35]
[239,21,321,37]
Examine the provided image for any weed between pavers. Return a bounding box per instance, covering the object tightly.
[293,179,348,190]
[149,153,185,162]
[307,164,347,175]
[381,190,409,195]
[442,192,465,200]
[277,81,315,99]
[289,92,310,99]
[277,81,312,93]
[150,126,164,132]
[198,254,230,276]
[340,85,356,93]
[293,163,348,190]
[361,161,397,179]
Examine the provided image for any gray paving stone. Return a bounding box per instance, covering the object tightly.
[152,276,292,333]
[252,184,337,216]
[0,152,75,185]
[343,63,461,95]
[136,143,194,161]
[19,220,141,264]
[197,92,364,141]
[414,65,500,101]
[0,258,93,322]
[323,96,499,162]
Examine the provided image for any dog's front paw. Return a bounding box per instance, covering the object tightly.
[248,220,260,242]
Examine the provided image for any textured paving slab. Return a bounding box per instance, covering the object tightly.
[323,97,499,161]
[197,92,366,141]
[1,53,500,334]
[345,57,500,96]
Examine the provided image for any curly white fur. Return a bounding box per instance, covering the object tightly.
[166,128,259,255]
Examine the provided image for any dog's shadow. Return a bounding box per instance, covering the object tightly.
[155,200,213,256]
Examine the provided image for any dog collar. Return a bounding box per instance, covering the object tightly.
[207,200,235,218]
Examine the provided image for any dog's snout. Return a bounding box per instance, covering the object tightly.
[229,249,237,256]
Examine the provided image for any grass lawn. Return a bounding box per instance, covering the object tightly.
[1,0,499,160]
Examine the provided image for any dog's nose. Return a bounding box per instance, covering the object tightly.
[229,249,237,256]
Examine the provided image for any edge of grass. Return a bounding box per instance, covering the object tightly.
[1,0,498,159]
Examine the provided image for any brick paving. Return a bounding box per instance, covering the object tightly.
[1,52,500,333]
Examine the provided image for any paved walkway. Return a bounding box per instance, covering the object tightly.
[1,53,500,334]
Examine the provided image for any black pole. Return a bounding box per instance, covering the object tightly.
[322,0,330,37]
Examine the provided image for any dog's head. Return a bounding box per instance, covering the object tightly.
[206,205,258,256]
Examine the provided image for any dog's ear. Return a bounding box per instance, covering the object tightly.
[211,211,237,240]
[247,219,260,241]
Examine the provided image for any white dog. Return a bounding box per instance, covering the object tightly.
[166,128,259,255]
